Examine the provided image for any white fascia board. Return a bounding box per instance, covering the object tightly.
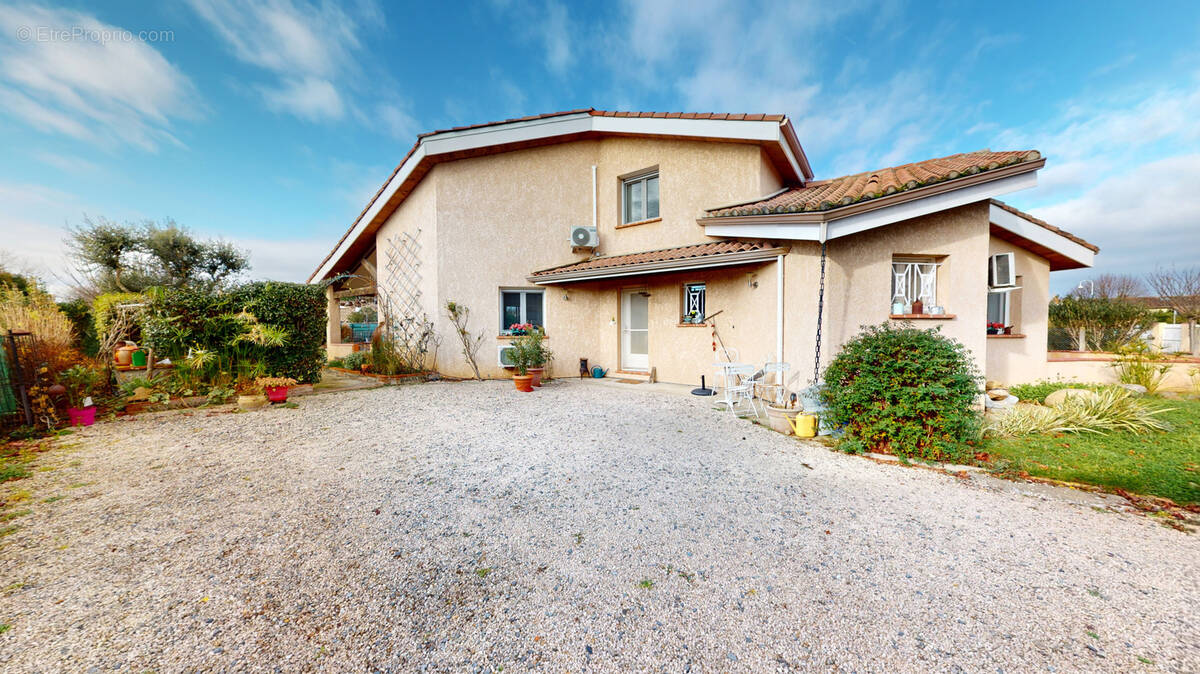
[591,116,802,179]
[989,203,1095,268]
[312,143,428,282]
[703,222,821,240]
[825,171,1038,240]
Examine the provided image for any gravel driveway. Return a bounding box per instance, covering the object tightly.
[1,380,1196,672]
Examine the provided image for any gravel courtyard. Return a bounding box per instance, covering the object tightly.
[1,380,1196,672]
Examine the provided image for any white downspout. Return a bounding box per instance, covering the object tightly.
[591,165,598,231]
[776,253,784,362]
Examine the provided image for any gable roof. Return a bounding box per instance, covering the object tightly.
[529,240,786,284]
[309,109,811,282]
[705,150,1042,217]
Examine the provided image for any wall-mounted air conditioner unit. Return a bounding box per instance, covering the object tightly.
[498,343,518,368]
[989,252,1016,287]
[570,226,599,248]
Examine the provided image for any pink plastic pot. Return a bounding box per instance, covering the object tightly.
[265,386,289,403]
[67,406,96,427]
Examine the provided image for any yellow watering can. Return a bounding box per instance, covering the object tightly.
[788,413,818,438]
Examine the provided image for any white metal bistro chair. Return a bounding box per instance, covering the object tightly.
[754,361,791,407]
[719,363,761,417]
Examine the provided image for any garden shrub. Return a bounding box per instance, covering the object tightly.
[231,282,326,383]
[1109,341,1172,394]
[821,323,981,461]
[983,388,1172,437]
[140,282,326,383]
[1008,380,1098,404]
[92,292,145,338]
[1048,296,1152,351]
[341,351,367,370]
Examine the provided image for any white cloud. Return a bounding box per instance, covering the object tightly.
[187,0,379,123]
[32,150,102,174]
[993,77,1200,198]
[234,234,333,283]
[1036,154,1200,275]
[539,1,572,74]
[0,4,199,150]
[262,76,344,121]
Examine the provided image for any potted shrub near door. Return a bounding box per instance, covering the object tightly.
[60,364,100,426]
[510,335,534,392]
[525,328,552,387]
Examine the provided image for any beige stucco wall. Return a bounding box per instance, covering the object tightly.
[373,172,440,351]
[984,235,1051,385]
[803,203,992,379]
[425,137,783,380]
[1045,357,1197,391]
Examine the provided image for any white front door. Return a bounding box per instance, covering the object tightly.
[621,289,649,371]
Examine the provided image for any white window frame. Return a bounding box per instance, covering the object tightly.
[500,288,545,333]
[989,252,1016,288]
[890,257,941,308]
[987,288,1013,327]
[621,170,660,224]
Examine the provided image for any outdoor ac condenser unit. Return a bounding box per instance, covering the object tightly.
[570,226,599,248]
[498,343,518,368]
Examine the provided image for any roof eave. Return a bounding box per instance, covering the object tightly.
[528,246,789,284]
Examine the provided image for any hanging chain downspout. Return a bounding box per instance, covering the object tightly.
[812,235,828,385]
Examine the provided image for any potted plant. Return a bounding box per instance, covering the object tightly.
[257,376,298,403]
[508,322,532,336]
[236,377,267,409]
[60,364,100,426]
[525,328,552,387]
[510,335,534,392]
[987,322,1003,335]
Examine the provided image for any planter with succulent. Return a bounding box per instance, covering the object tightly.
[60,364,101,426]
[235,375,267,409]
[258,376,298,403]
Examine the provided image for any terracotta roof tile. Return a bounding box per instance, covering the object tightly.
[531,240,776,277]
[990,199,1099,253]
[706,150,1043,217]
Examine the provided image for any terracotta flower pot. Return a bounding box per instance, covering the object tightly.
[513,374,534,392]
[528,367,544,387]
[67,406,96,427]
[265,386,289,403]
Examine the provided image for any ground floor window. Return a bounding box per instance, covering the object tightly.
[682,282,706,323]
[890,257,941,313]
[501,289,544,333]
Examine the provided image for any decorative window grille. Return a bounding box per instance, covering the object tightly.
[683,282,705,322]
[890,260,939,306]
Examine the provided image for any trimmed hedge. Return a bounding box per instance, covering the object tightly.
[140,282,326,383]
[232,281,326,383]
[821,323,981,461]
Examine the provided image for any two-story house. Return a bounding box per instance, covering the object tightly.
[310,109,1097,387]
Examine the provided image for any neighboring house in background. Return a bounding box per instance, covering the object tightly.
[309,109,1098,386]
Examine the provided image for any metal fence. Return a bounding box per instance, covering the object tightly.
[0,330,34,430]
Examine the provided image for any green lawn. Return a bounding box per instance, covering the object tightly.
[982,398,1200,505]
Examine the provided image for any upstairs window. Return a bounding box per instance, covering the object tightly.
[501,289,544,334]
[622,171,659,224]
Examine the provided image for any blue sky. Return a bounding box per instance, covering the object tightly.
[1,0,1198,296]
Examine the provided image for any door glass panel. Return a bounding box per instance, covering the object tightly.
[630,329,648,354]
[646,176,659,219]
[525,293,543,327]
[630,293,648,329]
